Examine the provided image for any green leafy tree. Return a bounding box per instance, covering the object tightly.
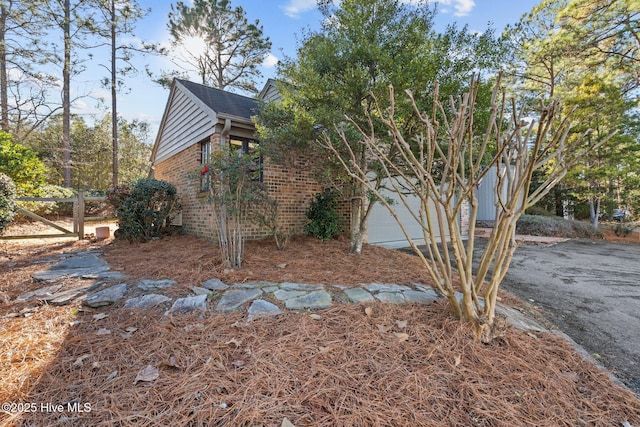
[256,0,501,254]
[162,0,271,93]
[25,114,151,190]
[0,130,46,195]
[562,76,640,227]
[555,0,640,94]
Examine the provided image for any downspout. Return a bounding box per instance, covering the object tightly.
[220,118,231,147]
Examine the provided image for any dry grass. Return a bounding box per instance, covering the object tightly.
[1,232,639,426]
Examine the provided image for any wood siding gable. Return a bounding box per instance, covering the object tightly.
[152,81,217,165]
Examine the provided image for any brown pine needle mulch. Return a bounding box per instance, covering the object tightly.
[1,233,639,426]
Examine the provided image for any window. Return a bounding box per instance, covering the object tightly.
[229,137,263,182]
[200,139,211,192]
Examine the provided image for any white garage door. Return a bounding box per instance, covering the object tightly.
[367,186,456,248]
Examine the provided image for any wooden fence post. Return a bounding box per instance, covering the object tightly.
[78,191,85,240]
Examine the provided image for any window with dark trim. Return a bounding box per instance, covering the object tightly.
[229,137,263,182]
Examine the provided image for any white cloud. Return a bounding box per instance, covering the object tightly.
[281,0,317,19]
[263,53,279,68]
[425,0,476,17]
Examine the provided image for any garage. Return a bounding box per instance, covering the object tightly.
[367,185,459,248]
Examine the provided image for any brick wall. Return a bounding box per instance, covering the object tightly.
[153,136,469,243]
[153,135,333,241]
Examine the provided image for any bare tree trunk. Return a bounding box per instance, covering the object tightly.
[62,0,71,187]
[589,196,600,229]
[0,4,8,132]
[110,0,118,187]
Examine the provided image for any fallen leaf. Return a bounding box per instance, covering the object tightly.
[276,263,287,269]
[309,314,322,320]
[125,327,138,334]
[454,355,462,367]
[318,346,330,353]
[96,328,111,336]
[72,354,91,368]
[160,356,180,369]
[364,307,373,317]
[231,359,245,368]
[134,365,159,385]
[92,313,108,321]
[395,320,407,329]
[92,361,101,370]
[393,332,409,342]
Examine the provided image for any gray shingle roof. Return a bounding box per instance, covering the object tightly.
[176,79,258,120]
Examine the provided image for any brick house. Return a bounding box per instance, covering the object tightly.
[150,79,468,247]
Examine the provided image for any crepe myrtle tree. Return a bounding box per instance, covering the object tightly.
[323,75,614,342]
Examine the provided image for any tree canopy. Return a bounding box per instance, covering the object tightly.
[163,0,271,93]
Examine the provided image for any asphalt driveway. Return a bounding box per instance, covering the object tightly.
[475,238,640,395]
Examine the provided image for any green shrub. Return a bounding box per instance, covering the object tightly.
[107,179,180,241]
[525,205,555,216]
[516,214,602,239]
[305,190,341,241]
[0,173,16,234]
[0,131,46,196]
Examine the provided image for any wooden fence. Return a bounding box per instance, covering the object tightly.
[0,191,114,241]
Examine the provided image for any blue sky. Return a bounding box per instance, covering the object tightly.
[79,0,541,139]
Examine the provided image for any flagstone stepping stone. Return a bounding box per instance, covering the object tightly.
[165,294,208,315]
[343,287,375,303]
[190,286,211,296]
[273,289,308,301]
[262,286,280,293]
[363,283,412,293]
[124,294,172,309]
[137,279,176,291]
[31,251,115,283]
[202,278,229,291]
[53,253,108,270]
[16,285,63,302]
[247,300,282,321]
[232,282,267,289]
[48,282,104,306]
[85,283,127,308]
[374,291,405,304]
[279,282,324,291]
[402,289,438,304]
[284,290,332,310]
[33,265,111,283]
[215,288,262,312]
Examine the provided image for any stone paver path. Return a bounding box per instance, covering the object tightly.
[6,249,546,332]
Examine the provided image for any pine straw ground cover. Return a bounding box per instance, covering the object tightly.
[0,234,638,426]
